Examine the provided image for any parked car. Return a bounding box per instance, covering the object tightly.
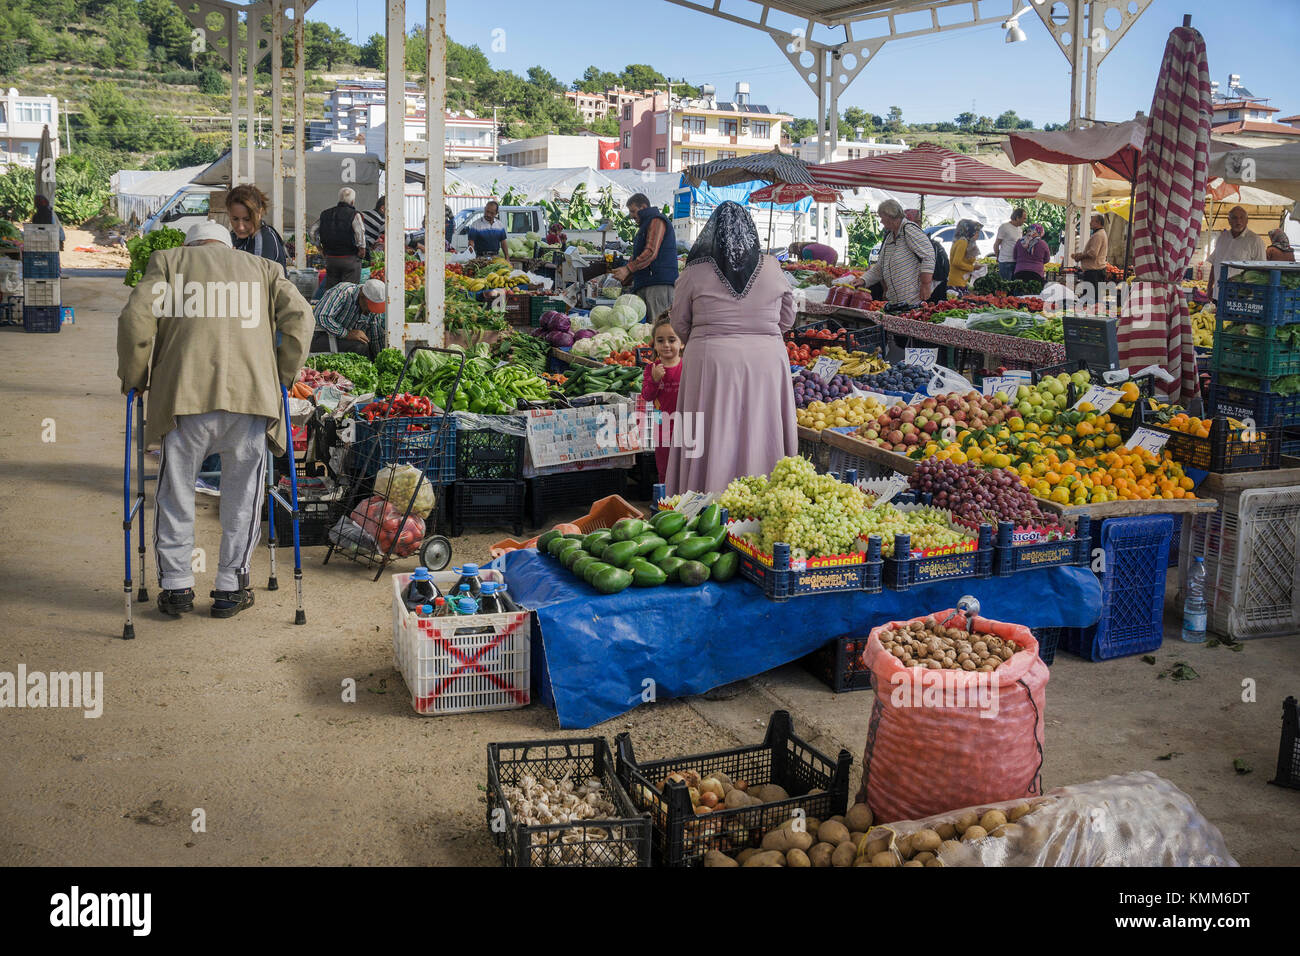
[867,222,999,265]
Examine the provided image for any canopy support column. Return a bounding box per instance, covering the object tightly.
[293,6,306,268]
[270,0,284,236]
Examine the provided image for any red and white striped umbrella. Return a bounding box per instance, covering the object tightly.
[808,142,1040,198]
[1117,25,1211,407]
[748,182,841,204]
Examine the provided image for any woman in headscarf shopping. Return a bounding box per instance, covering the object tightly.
[948,219,983,291]
[666,201,798,495]
[1012,223,1051,284]
[1267,229,1295,263]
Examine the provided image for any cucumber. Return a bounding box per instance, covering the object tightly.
[563,533,586,541]
[710,551,738,582]
[593,566,634,595]
[634,534,667,556]
[656,556,687,581]
[602,540,639,569]
[582,561,614,585]
[650,510,686,538]
[697,503,721,536]
[698,550,722,568]
[582,529,613,553]
[628,559,667,587]
[610,517,647,542]
[668,530,693,545]
[649,544,676,564]
[675,536,715,561]
[678,560,710,586]
[536,530,562,552]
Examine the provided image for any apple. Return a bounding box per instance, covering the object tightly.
[922,420,938,434]
[900,409,916,424]
[887,429,904,444]
[922,397,939,410]
[863,428,879,440]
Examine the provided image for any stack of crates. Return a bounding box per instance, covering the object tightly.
[1182,484,1300,640]
[1208,263,1300,446]
[22,224,61,333]
[451,414,527,537]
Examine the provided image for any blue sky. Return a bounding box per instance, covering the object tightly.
[305,0,1299,126]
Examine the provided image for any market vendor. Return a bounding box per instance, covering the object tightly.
[310,277,387,358]
[467,201,507,257]
[860,199,934,306]
[1207,206,1266,297]
[314,187,367,292]
[789,240,838,265]
[609,193,678,319]
[1267,229,1295,263]
[116,221,312,619]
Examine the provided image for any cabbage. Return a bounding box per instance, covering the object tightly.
[540,311,569,332]
[589,305,616,329]
[610,304,640,329]
[615,294,647,322]
[569,315,592,331]
[627,323,653,344]
[573,328,595,340]
[550,331,575,348]
[525,232,541,241]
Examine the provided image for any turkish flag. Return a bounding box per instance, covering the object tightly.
[598,140,620,170]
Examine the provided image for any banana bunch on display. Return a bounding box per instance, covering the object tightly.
[811,345,890,376]
[1190,304,1215,349]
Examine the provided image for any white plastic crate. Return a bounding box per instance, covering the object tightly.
[22,223,59,252]
[1185,485,1300,640]
[391,569,530,715]
[23,278,60,307]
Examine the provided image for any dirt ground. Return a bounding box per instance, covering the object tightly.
[0,274,1296,867]
[59,228,132,271]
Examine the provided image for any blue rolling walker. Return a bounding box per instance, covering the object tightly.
[122,385,306,639]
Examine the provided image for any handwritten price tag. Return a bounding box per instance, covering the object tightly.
[981,377,1020,397]
[904,347,938,369]
[811,356,843,382]
[1125,427,1170,456]
[1072,385,1123,413]
[869,474,910,509]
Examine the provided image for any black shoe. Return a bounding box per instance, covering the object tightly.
[158,588,195,616]
[210,588,255,618]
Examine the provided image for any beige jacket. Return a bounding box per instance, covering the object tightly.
[1076,229,1109,271]
[117,244,313,455]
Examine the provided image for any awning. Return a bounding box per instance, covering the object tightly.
[1002,119,1146,182]
[809,142,1041,198]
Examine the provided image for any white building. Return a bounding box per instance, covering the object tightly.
[363,105,497,162]
[322,80,425,141]
[0,89,59,168]
[498,134,601,169]
[790,136,909,164]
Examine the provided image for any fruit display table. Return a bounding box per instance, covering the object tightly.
[497,547,1103,729]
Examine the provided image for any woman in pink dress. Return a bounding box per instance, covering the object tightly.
[667,202,798,494]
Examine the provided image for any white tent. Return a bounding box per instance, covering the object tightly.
[112,164,208,225]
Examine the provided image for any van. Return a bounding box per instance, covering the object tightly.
[143,185,219,235]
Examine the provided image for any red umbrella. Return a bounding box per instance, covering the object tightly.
[1002,119,1146,183]
[809,142,1040,198]
[1117,24,1211,407]
[748,183,841,204]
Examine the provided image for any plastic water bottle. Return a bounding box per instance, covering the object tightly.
[1182,556,1207,643]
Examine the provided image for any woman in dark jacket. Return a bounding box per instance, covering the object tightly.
[226,183,288,274]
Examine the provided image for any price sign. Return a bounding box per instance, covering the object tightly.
[904,347,939,370]
[1001,369,1033,385]
[1072,385,1123,413]
[1125,427,1170,456]
[869,474,910,510]
[811,356,843,382]
[851,389,891,406]
[907,392,927,406]
[981,377,1021,398]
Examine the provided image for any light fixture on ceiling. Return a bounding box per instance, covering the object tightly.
[1003,5,1031,43]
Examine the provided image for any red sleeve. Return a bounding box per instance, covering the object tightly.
[640,370,661,402]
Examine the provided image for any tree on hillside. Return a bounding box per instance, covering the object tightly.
[139,0,192,65]
[527,65,564,93]
[787,118,817,142]
[620,64,665,91]
[955,111,977,131]
[405,24,426,73]
[96,10,148,70]
[587,113,619,137]
[886,105,904,132]
[995,110,1020,129]
[447,40,491,82]
[358,33,384,70]
[575,65,619,92]
[77,81,190,152]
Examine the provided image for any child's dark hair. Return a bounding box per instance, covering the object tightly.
[652,310,673,332]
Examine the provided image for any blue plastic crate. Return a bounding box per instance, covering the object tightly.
[728,536,882,601]
[21,250,59,278]
[349,412,456,485]
[22,305,61,333]
[882,524,994,591]
[1208,381,1300,427]
[993,516,1092,576]
[1218,264,1300,326]
[1061,514,1173,661]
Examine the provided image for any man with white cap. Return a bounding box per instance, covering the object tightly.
[310,276,388,358]
[116,221,313,619]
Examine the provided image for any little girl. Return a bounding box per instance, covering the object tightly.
[640,312,683,484]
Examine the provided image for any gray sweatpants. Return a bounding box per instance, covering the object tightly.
[154,411,269,592]
[637,284,676,323]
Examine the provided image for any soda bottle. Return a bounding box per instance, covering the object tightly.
[404,567,437,611]
[454,595,479,615]
[431,597,452,617]
[496,582,522,612]
[1181,556,1207,643]
[416,604,434,619]
[452,563,482,598]
[477,582,504,615]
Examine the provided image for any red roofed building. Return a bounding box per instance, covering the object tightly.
[1210,74,1300,144]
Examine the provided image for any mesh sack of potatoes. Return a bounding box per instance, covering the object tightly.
[858,611,1049,823]
[856,771,1237,867]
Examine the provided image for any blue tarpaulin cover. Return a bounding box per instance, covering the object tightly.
[498,548,1103,729]
[673,175,813,221]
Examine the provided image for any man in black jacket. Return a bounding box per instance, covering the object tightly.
[315,187,366,292]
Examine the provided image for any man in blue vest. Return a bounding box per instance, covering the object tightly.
[610,193,678,318]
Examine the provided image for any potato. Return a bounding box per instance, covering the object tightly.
[910,828,942,853]
[724,788,755,810]
[938,839,962,856]
[845,802,874,832]
[807,843,835,868]
[732,780,748,792]
[735,848,759,865]
[895,834,914,859]
[954,810,979,835]
[703,849,738,867]
[912,851,935,864]
[742,850,786,868]
[935,822,957,840]
[962,825,988,843]
[924,858,944,867]
[902,860,924,867]
[865,835,891,859]
[786,848,811,868]
[852,856,874,867]
[817,820,851,846]
[990,823,1023,840]
[710,770,733,792]
[825,814,846,828]
[870,851,899,867]
[699,777,726,800]
[849,831,866,845]
[749,784,789,804]
[761,828,813,854]
[979,809,1008,831]
[831,842,857,868]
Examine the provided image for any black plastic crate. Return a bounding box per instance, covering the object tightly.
[455,416,525,480]
[271,495,337,547]
[627,451,657,499]
[791,317,885,356]
[528,468,624,526]
[451,479,525,537]
[614,710,853,867]
[1270,696,1300,791]
[1140,413,1281,473]
[802,635,873,693]
[1062,314,1120,370]
[22,305,61,333]
[882,524,995,591]
[486,737,653,867]
[1031,627,1062,666]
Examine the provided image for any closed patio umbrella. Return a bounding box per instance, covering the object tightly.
[35,124,56,207]
[682,146,814,189]
[1117,23,1211,407]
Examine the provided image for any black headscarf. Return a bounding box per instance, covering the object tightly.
[32,195,54,225]
[687,200,762,298]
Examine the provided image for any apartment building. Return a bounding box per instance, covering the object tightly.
[362,105,497,161]
[561,86,661,125]
[790,136,908,164]
[0,89,59,168]
[618,83,791,173]
[322,80,427,141]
